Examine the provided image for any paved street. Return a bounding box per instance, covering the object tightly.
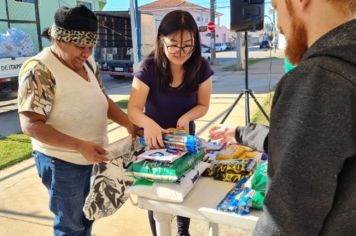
[0,48,285,236]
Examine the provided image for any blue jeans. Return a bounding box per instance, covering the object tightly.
[33,151,93,236]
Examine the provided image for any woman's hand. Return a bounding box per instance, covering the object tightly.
[208,124,237,144]
[143,120,168,149]
[176,115,190,132]
[77,140,109,163]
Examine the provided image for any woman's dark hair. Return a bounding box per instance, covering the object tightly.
[41,27,52,41]
[154,10,203,93]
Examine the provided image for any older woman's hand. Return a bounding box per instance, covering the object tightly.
[125,122,143,137]
[77,140,109,163]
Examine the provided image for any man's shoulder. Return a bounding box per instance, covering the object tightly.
[285,56,356,88]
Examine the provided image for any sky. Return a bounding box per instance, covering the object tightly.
[104,0,274,29]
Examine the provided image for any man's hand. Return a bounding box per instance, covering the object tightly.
[208,124,237,144]
[77,140,109,163]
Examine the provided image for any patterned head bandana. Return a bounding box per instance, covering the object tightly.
[50,24,98,47]
[42,5,98,47]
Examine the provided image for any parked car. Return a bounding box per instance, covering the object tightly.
[199,44,211,62]
[200,44,210,53]
[202,51,211,62]
[215,43,227,52]
[259,40,272,49]
[226,42,234,50]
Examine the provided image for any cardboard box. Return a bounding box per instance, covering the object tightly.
[106,53,113,60]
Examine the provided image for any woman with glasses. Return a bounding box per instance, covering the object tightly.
[128,10,213,236]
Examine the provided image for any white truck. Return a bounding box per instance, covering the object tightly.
[0,27,37,101]
[0,57,30,101]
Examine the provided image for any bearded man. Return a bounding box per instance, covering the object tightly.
[209,0,356,235]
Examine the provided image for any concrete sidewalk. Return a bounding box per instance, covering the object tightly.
[0,58,284,236]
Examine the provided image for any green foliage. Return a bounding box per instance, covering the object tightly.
[108,99,129,125]
[251,92,274,126]
[116,99,128,110]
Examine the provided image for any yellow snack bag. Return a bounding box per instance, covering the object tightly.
[166,128,189,134]
[244,151,258,159]
[217,144,241,160]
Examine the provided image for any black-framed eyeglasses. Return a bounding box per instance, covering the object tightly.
[163,41,195,55]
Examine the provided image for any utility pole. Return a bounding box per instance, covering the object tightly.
[130,0,141,70]
[210,0,216,65]
[272,8,277,49]
[34,0,42,51]
[272,9,276,37]
[235,32,244,70]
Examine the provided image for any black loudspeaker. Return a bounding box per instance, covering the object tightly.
[230,0,265,32]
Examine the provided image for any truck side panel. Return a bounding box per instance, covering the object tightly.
[94,11,134,78]
[0,57,31,101]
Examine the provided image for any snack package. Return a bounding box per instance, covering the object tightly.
[126,161,211,202]
[199,139,223,152]
[216,144,256,160]
[216,177,249,213]
[167,128,189,134]
[237,187,254,215]
[139,132,199,154]
[127,151,204,183]
[216,178,255,215]
[203,158,257,183]
[216,187,244,213]
[137,149,186,163]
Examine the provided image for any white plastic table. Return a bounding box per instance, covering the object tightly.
[135,177,262,236]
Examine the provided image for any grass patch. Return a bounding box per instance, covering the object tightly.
[251,92,274,126]
[116,99,128,111]
[222,64,239,71]
[0,134,32,170]
[108,99,129,124]
[0,99,130,169]
[222,57,278,71]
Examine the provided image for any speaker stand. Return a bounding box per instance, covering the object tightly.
[220,32,270,126]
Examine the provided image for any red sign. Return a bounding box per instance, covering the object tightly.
[207,22,215,31]
[199,26,207,32]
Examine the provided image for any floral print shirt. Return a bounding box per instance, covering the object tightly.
[18,61,106,117]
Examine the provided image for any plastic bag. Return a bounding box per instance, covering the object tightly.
[83,136,145,220]
[0,28,34,58]
[127,151,204,182]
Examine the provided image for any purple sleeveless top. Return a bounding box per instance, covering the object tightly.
[134,57,214,135]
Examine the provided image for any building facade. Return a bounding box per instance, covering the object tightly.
[139,0,234,54]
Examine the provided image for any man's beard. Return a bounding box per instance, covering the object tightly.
[284,2,309,65]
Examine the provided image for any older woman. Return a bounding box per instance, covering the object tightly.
[17,5,137,235]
